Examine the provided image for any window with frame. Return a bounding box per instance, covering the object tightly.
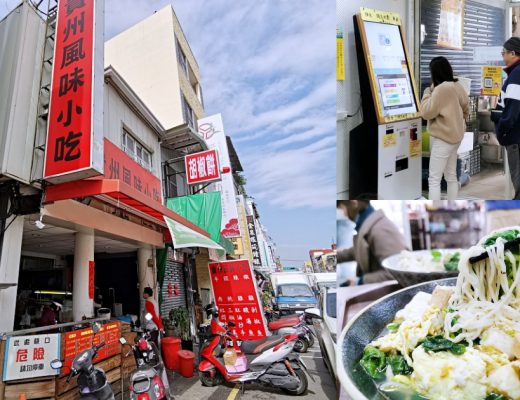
[182,95,195,130]
[122,130,153,172]
[176,39,189,76]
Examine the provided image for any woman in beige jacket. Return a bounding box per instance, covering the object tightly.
[421,56,469,200]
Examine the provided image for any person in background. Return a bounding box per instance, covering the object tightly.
[255,272,266,291]
[421,56,469,200]
[142,287,164,347]
[491,37,520,199]
[39,303,58,327]
[336,200,408,285]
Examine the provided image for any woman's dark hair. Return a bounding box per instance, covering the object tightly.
[429,56,458,87]
[144,287,153,296]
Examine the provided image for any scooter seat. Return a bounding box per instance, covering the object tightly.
[268,315,301,331]
[240,335,285,354]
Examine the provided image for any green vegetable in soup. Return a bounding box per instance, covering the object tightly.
[386,322,400,332]
[485,394,506,400]
[431,250,442,261]
[360,346,387,380]
[444,252,460,271]
[421,335,466,355]
[388,354,413,376]
[483,229,520,247]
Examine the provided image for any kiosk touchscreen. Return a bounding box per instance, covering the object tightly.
[349,8,422,200]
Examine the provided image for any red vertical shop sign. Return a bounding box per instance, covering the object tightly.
[88,261,94,299]
[44,0,104,183]
[208,259,267,340]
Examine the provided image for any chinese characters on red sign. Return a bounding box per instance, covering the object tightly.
[44,0,103,182]
[209,260,267,340]
[246,216,263,267]
[88,260,94,299]
[62,321,121,376]
[102,138,162,203]
[3,334,60,381]
[184,149,221,185]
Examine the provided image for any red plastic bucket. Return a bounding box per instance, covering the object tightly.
[161,337,181,371]
[178,350,195,378]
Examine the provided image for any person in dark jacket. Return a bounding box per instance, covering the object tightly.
[492,37,520,199]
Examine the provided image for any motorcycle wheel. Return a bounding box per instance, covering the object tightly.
[281,368,308,396]
[293,338,308,353]
[198,370,223,387]
[306,333,315,348]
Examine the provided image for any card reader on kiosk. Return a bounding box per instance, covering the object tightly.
[350,8,422,199]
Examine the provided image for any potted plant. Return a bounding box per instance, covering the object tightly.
[169,307,192,350]
[162,315,176,337]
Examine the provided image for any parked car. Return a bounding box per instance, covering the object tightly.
[312,287,336,383]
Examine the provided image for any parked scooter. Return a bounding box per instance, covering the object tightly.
[198,305,311,395]
[50,322,114,400]
[267,313,315,353]
[120,313,171,400]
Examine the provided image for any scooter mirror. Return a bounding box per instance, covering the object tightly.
[304,308,322,319]
[119,337,127,345]
[145,313,153,321]
[92,322,101,333]
[50,359,63,369]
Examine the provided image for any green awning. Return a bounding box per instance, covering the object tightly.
[164,216,223,250]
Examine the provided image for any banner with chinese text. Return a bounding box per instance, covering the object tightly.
[3,334,60,381]
[198,114,241,238]
[185,149,221,185]
[246,216,263,267]
[44,0,104,183]
[209,259,267,340]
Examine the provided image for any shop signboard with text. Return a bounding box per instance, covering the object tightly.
[198,114,241,238]
[102,138,162,203]
[44,0,104,183]
[62,321,121,375]
[209,259,267,340]
[184,149,221,185]
[3,334,61,381]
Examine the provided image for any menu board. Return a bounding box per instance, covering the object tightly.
[62,321,121,375]
[209,260,267,340]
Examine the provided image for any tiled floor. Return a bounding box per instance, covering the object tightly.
[422,163,511,199]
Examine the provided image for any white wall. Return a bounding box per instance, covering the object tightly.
[0,3,46,184]
[104,84,162,179]
[337,0,415,199]
[105,6,183,130]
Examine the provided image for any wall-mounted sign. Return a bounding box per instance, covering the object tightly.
[246,216,262,267]
[44,0,104,183]
[62,321,121,375]
[103,138,162,203]
[184,149,221,185]
[481,66,502,96]
[209,260,267,340]
[3,334,61,381]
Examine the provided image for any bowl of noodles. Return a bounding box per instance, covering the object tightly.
[382,249,462,287]
[338,227,520,400]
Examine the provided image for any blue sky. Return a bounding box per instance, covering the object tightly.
[1,1,336,266]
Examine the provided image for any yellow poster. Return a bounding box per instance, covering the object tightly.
[337,28,345,81]
[410,139,422,158]
[481,66,502,96]
[360,7,401,25]
[383,134,397,148]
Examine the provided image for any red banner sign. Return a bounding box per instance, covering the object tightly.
[102,138,162,203]
[209,260,267,340]
[44,0,104,183]
[88,261,94,300]
[62,321,121,375]
[184,149,221,185]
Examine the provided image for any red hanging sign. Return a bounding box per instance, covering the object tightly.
[184,149,221,185]
[88,261,94,300]
[44,0,104,183]
[209,260,267,340]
